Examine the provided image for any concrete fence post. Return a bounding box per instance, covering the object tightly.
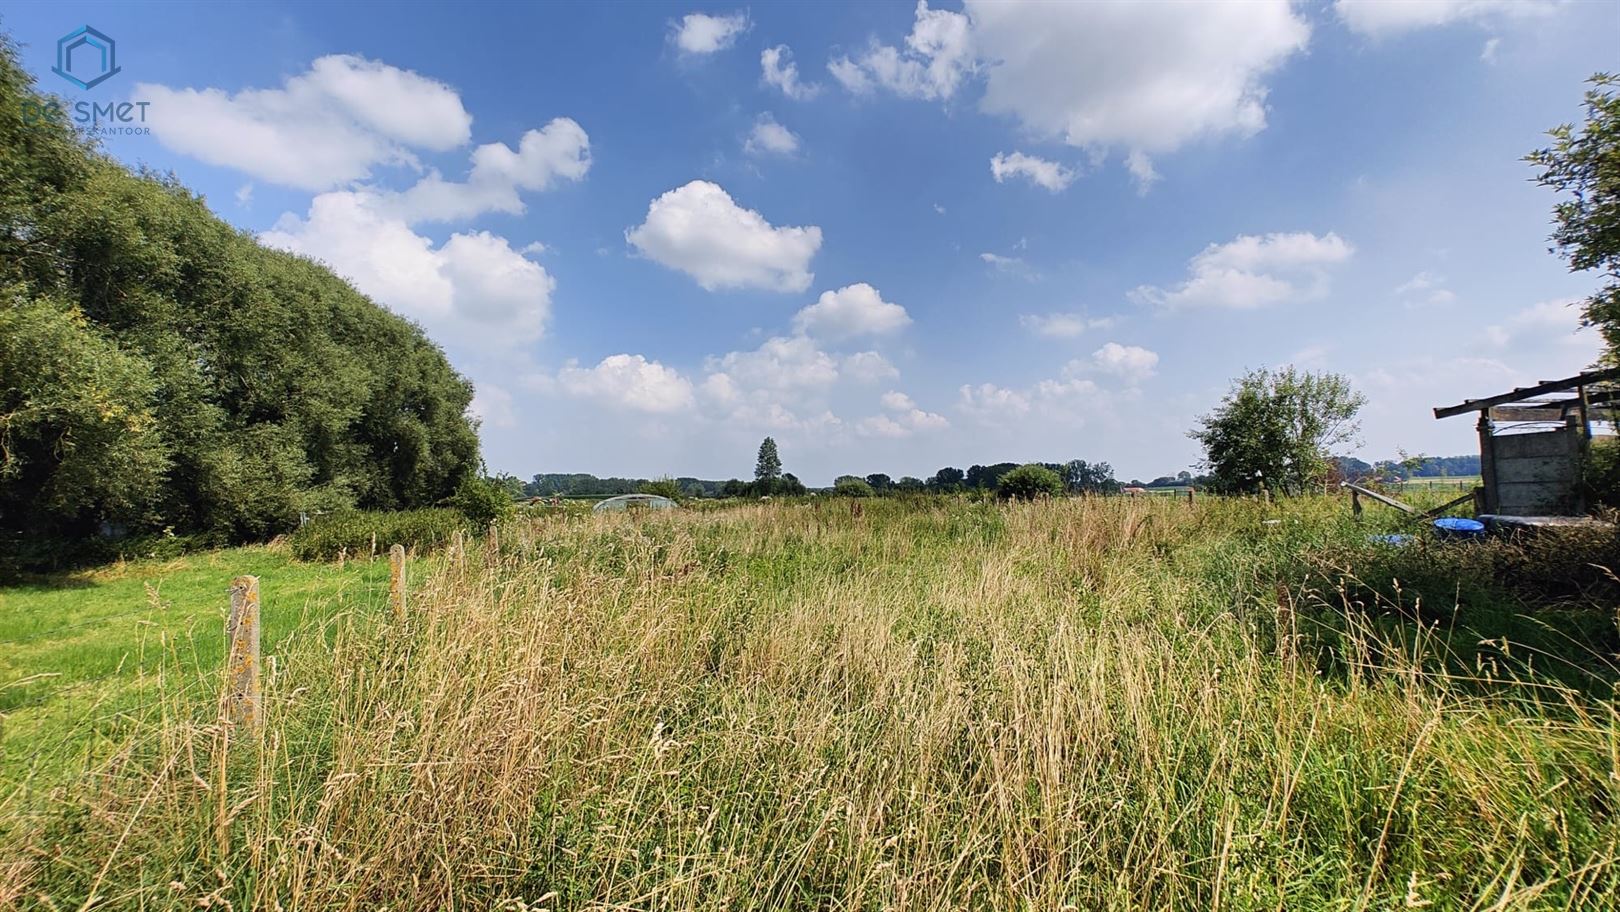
[224,576,262,732]
[389,544,407,619]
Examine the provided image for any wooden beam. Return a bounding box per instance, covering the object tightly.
[1419,491,1477,520]
[1433,367,1620,420]
[1340,482,1418,515]
[1489,406,1565,422]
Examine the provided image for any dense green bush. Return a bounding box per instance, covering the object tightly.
[0,38,479,560]
[639,477,684,501]
[997,464,1063,500]
[289,509,468,561]
[451,477,516,528]
[832,476,875,497]
[1580,436,1620,510]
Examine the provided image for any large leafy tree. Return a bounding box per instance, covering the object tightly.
[1192,368,1365,495]
[0,37,479,556]
[1527,73,1620,362]
[1061,459,1119,494]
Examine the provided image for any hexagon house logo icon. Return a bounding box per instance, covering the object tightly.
[51,25,121,91]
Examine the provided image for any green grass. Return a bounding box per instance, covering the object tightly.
[0,548,392,814]
[2,495,1617,909]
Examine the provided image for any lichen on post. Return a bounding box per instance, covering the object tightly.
[224,575,261,732]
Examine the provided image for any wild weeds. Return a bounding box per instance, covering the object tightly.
[3,496,1616,910]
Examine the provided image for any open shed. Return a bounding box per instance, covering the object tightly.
[1433,366,1620,517]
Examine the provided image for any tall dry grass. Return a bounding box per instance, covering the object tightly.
[3,496,1616,909]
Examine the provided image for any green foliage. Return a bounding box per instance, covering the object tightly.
[289,508,467,561]
[832,475,875,497]
[1061,458,1119,494]
[1580,436,1620,509]
[1192,367,1365,495]
[997,463,1063,500]
[0,39,479,560]
[639,476,683,501]
[0,291,168,534]
[754,437,782,486]
[1528,73,1620,361]
[451,476,516,528]
[489,473,527,501]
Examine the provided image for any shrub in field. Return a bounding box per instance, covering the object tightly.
[832,475,875,497]
[639,477,684,501]
[997,463,1063,500]
[289,508,466,560]
[1580,436,1620,509]
[450,476,516,527]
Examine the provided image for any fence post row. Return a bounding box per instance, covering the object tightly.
[224,575,262,733]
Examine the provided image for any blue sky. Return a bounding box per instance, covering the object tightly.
[6,0,1618,484]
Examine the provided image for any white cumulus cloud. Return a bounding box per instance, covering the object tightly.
[671,11,750,55]
[762,45,823,100]
[557,354,696,413]
[260,192,554,347]
[829,0,975,101]
[385,118,591,223]
[792,283,912,339]
[1087,342,1159,383]
[969,0,1309,158]
[137,55,473,190]
[858,389,949,437]
[706,335,842,390]
[626,180,822,292]
[1131,231,1354,310]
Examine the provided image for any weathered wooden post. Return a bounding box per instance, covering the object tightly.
[1350,487,1362,521]
[389,544,407,619]
[449,529,465,571]
[224,576,262,732]
[486,522,500,568]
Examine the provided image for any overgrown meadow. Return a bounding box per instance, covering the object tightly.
[2,495,1617,910]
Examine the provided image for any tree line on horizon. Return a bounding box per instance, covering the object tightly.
[500,447,1485,502]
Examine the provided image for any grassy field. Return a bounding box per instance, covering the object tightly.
[2,495,1617,910]
[0,550,393,811]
